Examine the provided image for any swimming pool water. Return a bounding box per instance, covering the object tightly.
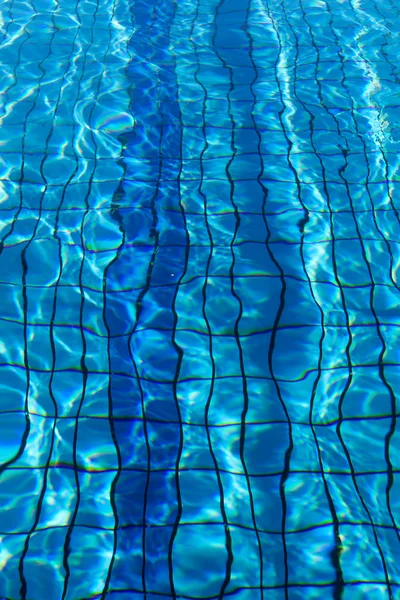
[0,0,400,596]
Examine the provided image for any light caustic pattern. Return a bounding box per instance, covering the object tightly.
[0,0,399,597]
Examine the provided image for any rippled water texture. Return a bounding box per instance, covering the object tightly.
[0,0,400,597]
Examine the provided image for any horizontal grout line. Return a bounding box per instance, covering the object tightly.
[1,410,398,428]
[0,361,399,384]
[1,319,400,340]
[0,517,398,537]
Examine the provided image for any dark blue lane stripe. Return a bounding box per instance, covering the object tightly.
[102,0,187,596]
[190,0,234,597]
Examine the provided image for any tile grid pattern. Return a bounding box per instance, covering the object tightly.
[0,0,400,597]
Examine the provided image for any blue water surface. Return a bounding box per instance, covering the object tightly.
[0,0,400,597]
